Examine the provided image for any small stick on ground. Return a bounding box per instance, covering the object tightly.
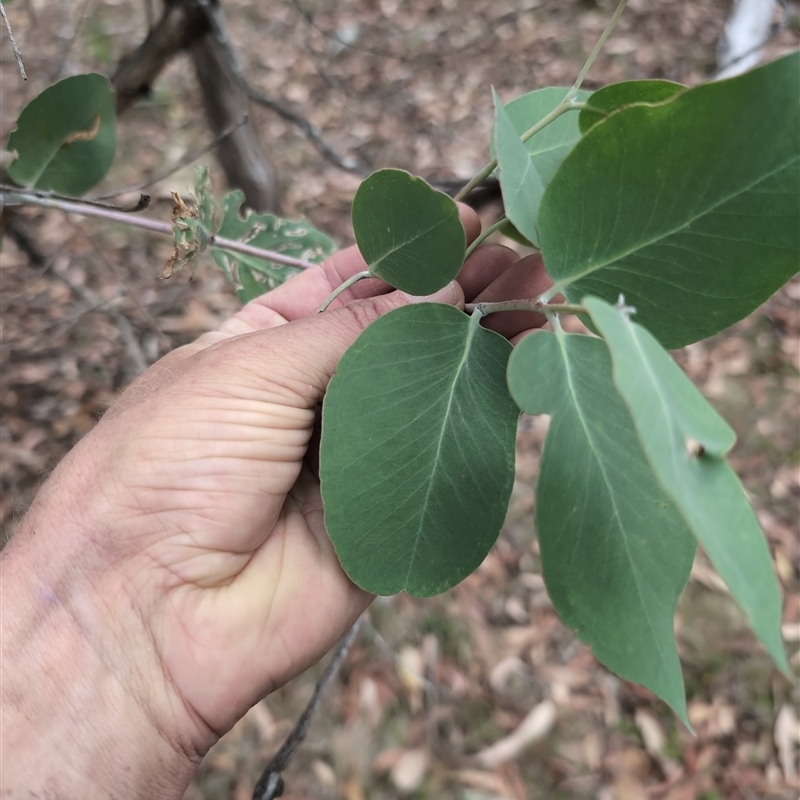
[0,1,27,80]
[253,617,363,800]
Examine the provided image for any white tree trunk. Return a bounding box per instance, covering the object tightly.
[716,0,776,78]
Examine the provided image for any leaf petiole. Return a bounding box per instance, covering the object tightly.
[464,217,509,260]
[318,270,371,312]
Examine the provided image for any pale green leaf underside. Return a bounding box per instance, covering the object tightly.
[492,88,545,248]
[351,169,465,295]
[493,87,591,186]
[584,297,789,675]
[213,189,336,302]
[321,304,518,597]
[7,73,116,196]
[507,331,695,723]
[539,53,800,348]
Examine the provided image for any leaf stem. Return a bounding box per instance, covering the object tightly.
[318,270,371,312]
[568,0,630,100]
[454,102,578,202]
[454,0,629,204]
[464,217,509,260]
[465,300,587,316]
[1,190,319,271]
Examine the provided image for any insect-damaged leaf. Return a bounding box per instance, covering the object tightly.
[579,79,684,133]
[214,190,336,302]
[584,296,790,675]
[7,73,116,196]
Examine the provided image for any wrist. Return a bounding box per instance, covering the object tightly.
[0,507,204,799]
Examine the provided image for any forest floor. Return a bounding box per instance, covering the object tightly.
[1,0,799,798]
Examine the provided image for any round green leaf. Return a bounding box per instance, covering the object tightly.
[584,296,789,675]
[7,73,116,196]
[491,87,591,186]
[352,169,466,295]
[579,79,684,133]
[320,304,519,597]
[507,330,695,725]
[539,53,800,348]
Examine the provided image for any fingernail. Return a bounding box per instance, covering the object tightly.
[404,281,458,305]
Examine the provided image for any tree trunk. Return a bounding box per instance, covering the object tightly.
[111,0,280,211]
[190,32,281,212]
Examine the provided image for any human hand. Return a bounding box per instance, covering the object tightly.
[0,206,552,798]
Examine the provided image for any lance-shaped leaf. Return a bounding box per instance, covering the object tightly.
[491,87,591,186]
[351,169,465,295]
[213,189,336,302]
[7,73,116,196]
[579,79,684,133]
[320,304,519,597]
[539,52,800,348]
[507,330,695,724]
[492,88,545,248]
[584,296,789,675]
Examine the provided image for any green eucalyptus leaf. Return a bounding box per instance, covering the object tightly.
[507,330,695,724]
[7,73,116,196]
[352,169,465,295]
[539,53,800,348]
[492,88,544,248]
[320,304,519,597]
[584,296,790,675]
[579,79,685,133]
[491,87,591,186]
[213,189,336,301]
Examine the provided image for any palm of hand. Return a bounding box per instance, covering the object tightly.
[37,213,549,747]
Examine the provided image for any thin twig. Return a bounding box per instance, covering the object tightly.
[0,184,150,213]
[89,115,250,200]
[464,300,587,316]
[1,191,319,271]
[3,214,149,377]
[193,0,363,175]
[253,617,363,800]
[53,264,150,377]
[569,0,630,98]
[0,1,27,80]
[455,0,629,203]
[53,0,93,80]
[291,0,557,65]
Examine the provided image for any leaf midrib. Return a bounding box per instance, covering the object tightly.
[403,317,480,589]
[556,333,671,674]
[369,215,453,278]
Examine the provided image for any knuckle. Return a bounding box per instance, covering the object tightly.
[337,294,404,333]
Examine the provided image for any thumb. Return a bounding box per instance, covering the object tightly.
[217,281,463,409]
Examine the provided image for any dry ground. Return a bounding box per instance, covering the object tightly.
[1,1,799,798]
